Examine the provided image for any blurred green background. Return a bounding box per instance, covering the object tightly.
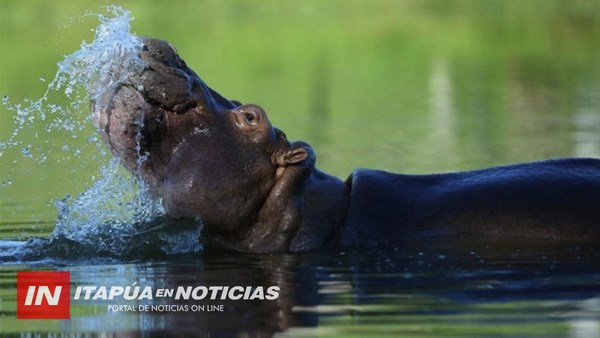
[1,0,599,230]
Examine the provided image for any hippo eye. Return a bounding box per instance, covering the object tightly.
[243,112,256,123]
[234,105,262,130]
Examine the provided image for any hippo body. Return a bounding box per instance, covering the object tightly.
[95,38,600,253]
[329,158,600,250]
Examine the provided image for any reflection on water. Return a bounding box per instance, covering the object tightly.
[1,237,599,336]
[428,58,457,168]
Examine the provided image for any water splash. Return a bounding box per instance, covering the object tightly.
[1,6,144,157]
[48,159,203,258]
[0,6,204,259]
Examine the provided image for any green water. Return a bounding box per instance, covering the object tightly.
[1,0,599,228]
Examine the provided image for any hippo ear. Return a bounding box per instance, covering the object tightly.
[284,147,309,165]
[274,141,314,167]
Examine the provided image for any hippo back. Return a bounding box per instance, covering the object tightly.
[338,158,600,247]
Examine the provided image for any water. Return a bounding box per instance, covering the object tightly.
[1,6,143,158]
[1,1,599,336]
[1,239,598,336]
[1,6,202,259]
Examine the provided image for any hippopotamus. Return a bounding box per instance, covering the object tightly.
[94,38,600,253]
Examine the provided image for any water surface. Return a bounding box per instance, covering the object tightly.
[1,238,599,336]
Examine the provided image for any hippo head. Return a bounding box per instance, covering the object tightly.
[94,38,315,247]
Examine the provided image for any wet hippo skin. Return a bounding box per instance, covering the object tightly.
[95,38,600,253]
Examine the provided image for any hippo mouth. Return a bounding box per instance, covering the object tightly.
[94,38,239,191]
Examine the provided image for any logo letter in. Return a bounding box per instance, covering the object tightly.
[17,271,70,319]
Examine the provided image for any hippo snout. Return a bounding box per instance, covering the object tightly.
[137,38,201,112]
[93,38,238,192]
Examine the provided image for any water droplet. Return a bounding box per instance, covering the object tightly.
[21,147,32,158]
